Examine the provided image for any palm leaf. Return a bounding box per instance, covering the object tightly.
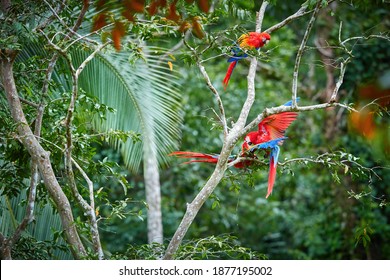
[17,43,182,172]
[0,189,72,259]
[72,47,182,172]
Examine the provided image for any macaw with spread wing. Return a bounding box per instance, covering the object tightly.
[223,32,271,89]
[169,100,298,198]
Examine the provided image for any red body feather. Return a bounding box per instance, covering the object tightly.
[170,108,298,199]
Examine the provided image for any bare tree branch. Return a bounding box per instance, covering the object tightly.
[61,42,109,260]
[292,0,322,107]
[183,36,228,138]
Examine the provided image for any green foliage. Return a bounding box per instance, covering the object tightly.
[1,0,389,260]
[0,190,72,259]
[175,235,267,260]
[111,234,266,260]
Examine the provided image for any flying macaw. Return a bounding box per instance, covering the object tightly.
[223,32,271,89]
[170,99,298,198]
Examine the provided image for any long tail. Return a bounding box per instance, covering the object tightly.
[223,60,238,89]
[169,151,219,164]
[266,146,280,199]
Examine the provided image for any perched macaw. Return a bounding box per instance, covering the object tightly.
[170,99,298,198]
[223,32,271,89]
[242,99,299,198]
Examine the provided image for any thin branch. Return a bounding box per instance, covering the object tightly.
[264,0,336,34]
[71,159,104,260]
[329,59,348,102]
[243,101,357,139]
[292,0,322,107]
[183,36,228,138]
[341,34,390,45]
[70,0,90,34]
[280,153,385,180]
[35,0,66,31]
[61,43,108,260]
[19,97,39,108]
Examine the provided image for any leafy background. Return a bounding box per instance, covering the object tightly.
[0,0,389,259]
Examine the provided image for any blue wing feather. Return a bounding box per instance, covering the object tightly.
[249,137,287,152]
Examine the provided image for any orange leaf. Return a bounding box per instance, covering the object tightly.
[112,21,126,51]
[122,10,135,22]
[191,17,204,39]
[148,0,168,15]
[123,0,145,13]
[178,21,191,33]
[148,1,159,15]
[166,1,181,22]
[92,13,107,32]
[112,29,122,51]
[197,0,210,13]
[96,0,105,9]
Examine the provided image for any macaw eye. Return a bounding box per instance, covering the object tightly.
[247,141,253,145]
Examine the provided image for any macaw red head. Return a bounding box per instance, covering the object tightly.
[241,131,260,152]
[240,32,271,49]
[260,32,271,45]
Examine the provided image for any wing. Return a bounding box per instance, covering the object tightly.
[258,112,298,140]
[237,33,251,49]
[249,137,287,152]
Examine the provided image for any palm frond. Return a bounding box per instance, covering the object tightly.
[0,189,72,259]
[72,47,182,172]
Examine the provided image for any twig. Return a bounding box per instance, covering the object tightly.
[329,59,348,102]
[35,0,66,31]
[280,153,385,180]
[292,0,322,107]
[19,97,39,108]
[71,159,104,260]
[183,36,228,138]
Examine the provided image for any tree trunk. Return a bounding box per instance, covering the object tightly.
[0,50,86,259]
[143,141,163,244]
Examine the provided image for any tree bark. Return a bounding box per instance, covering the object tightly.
[0,50,86,259]
[143,141,164,244]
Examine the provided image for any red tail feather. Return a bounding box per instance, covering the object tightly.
[266,157,277,199]
[169,151,219,164]
[223,61,237,89]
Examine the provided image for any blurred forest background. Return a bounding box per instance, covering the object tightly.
[1,0,389,260]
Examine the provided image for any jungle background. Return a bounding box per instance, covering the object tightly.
[0,0,389,260]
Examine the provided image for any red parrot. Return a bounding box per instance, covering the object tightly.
[170,100,298,198]
[223,32,271,89]
[242,99,299,198]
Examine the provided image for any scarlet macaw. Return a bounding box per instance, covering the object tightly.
[223,32,271,89]
[169,100,298,198]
